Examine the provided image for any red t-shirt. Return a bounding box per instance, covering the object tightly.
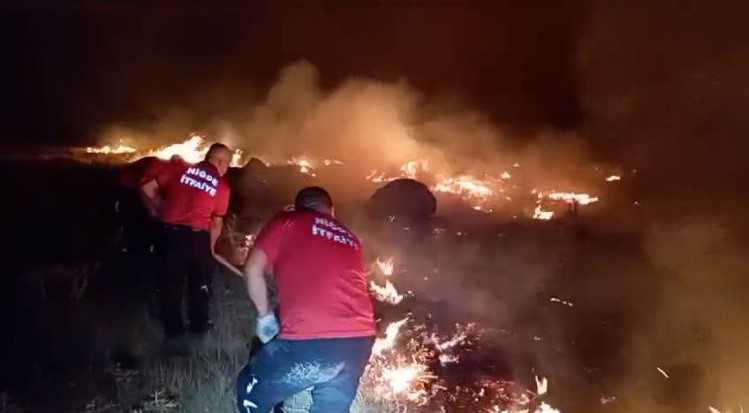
[254,210,375,339]
[157,160,230,230]
[117,157,165,188]
[119,156,187,188]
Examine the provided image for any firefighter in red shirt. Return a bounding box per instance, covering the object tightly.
[141,143,232,338]
[236,186,375,413]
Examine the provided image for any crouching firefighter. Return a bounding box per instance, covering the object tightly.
[140,143,232,339]
[237,186,375,413]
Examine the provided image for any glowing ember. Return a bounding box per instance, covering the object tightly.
[370,280,404,305]
[606,174,621,182]
[85,143,136,155]
[376,257,395,276]
[549,297,574,307]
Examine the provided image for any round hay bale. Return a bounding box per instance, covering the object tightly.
[368,178,437,222]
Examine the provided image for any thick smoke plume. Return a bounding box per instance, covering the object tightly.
[100,59,601,204]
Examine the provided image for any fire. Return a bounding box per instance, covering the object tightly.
[84,133,246,167]
[365,159,429,184]
[287,156,316,176]
[382,364,427,394]
[400,160,429,178]
[84,143,136,155]
[84,137,603,224]
[375,257,394,276]
[372,317,409,356]
[231,149,245,168]
[545,191,599,205]
[364,270,564,413]
[535,376,549,395]
[140,133,244,167]
[370,280,404,305]
[432,175,494,201]
[533,205,554,220]
[144,134,206,163]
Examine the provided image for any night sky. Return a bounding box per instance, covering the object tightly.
[0,2,585,145]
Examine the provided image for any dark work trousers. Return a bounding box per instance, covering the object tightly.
[159,224,215,337]
[236,336,374,413]
[113,186,164,313]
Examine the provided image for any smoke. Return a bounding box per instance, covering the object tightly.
[574,3,749,411]
[89,4,749,409]
[99,59,603,207]
[591,215,749,413]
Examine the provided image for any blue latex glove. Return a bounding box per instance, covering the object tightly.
[256,313,280,343]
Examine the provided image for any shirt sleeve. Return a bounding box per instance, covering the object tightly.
[253,214,288,265]
[213,182,230,217]
[154,161,180,188]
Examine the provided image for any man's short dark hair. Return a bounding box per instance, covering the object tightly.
[294,186,333,212]
[205,143,231,161]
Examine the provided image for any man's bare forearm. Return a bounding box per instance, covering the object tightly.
[210,216,223,254]
[244,249,270,315]
[140,179,162,218]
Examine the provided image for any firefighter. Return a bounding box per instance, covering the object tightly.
[140,143,232,339]
[236,186,375,413]
[115,156,167,255]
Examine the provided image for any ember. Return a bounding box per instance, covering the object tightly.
[605,174,621,182]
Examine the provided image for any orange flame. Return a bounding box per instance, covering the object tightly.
[84,143,136,155]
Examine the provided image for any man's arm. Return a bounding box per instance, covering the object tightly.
[210,216,223,254]
[244,248,270,316]
[140,179,162,218]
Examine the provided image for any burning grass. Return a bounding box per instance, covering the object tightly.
[80,135,609,221]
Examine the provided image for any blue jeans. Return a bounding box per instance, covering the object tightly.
[236,336,374,413]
